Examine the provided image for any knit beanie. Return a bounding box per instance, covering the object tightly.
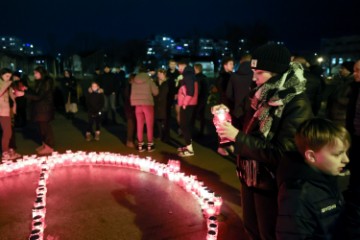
[341,61,355,73]
[251,43,291,74]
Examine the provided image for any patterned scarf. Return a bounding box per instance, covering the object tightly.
[248,62,306,139]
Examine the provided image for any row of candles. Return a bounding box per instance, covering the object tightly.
[0,151,223,240]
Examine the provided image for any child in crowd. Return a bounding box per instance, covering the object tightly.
[276,118,350,239]
[86,82,104,141]
[154,68,169,142]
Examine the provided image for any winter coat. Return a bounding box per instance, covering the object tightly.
[346,81,360,135]
[276,153,344,240]
[0,79,14,117]
[235,92,313,190]
[154,80,169,120]
[166,69,180,100]
[303,69,323,115]
[63,76,78,103]
[130,73,158,106]
[86,88,105,115]
[25,77,54,122]
[98,72,117,96]
[226,61,253,119]
[195,72,208,107]
[177,66,198,107]
[326,75,353,125]
[216,71,232,106]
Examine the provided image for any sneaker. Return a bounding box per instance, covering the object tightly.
[138,142,146,152]
[177,146,187,152]
[126,141,135,148]
[36,144,45,152]
[178,149,194,157]
[147,143,155,152]
[38,144,54,155]
[217,147,229,156]
[2,151,16,161]
[85,132,92,141]
[8,149,21,160]
[94,131,100,141]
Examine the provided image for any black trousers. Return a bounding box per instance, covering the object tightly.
[180,106,195,145]
[38,121,54,148]
[87,114,101,132]
[241,183,277,240]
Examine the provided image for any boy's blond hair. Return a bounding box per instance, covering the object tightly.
[295,118,351,156]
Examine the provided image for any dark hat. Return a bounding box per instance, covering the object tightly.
[177,58,190,65]
[341,61,355,73]
[12,71,22,78]
[251,43,291,74]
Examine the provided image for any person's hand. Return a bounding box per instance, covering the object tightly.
[217,121,239,142]
[14,90,24,97]
[182,105,186,110]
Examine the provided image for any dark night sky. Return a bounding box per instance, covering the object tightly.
[1,0,359,53]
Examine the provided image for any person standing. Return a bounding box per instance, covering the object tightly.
[98,65,117,125]
[85,82,105,141]
[130,67,159,152]
[154,69,169,142]
[217,43,313,240]
[0,68,21,161]
[166,59,181,134]
[62,70,78,120]
[216,57,235,156]
[17,66,55,155]
[177,59,198,157]
[193,63,208,137]
[11,71,28,128]
[123,73,137,148]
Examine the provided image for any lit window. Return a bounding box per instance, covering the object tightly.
[331,58,337,65]
[339,58,343,64]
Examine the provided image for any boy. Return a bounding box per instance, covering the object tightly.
[86,82,105,141]
[276,118,350,239]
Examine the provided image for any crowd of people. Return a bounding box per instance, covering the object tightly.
[0,42,359,239]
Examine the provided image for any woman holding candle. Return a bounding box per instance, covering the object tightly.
[16,66,55,155]
[216,43,313,240]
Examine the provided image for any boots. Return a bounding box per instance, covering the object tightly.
[85,132,92,141]
[95,131,100,141]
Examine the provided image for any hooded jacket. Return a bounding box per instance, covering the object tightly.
[276,153,344,240]
[226,61,253,118]
[130,73,159,106]
[177,66,198,107]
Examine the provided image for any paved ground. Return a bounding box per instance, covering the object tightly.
[0,109,248,240]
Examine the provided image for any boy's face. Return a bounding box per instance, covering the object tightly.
[178,63,186,74]
[91,83,99,91]
[312,138,349,176]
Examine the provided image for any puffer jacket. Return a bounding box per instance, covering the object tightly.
[276,152,344,240]
[25,77,54,122]
[130,73,158,106]
[0,79,13,117]
[235,92,313,190]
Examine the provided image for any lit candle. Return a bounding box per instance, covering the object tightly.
[206,230,217,240]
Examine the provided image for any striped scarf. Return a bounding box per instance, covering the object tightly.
[248,62,306,139]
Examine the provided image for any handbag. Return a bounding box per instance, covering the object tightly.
[65,93,78,113]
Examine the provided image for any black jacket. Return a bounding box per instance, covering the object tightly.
[235,92,313,190]
[276,153,344,240]
[196,72,208,106]
[154,80,169,120]
[25,77,54,122]
[98,72,116,96]
[303,69,322,115]
[86,89,105,115]
[63,76,78,103]
[166,69,180,100]
[226,61,253,119]
[216,71,232,106]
